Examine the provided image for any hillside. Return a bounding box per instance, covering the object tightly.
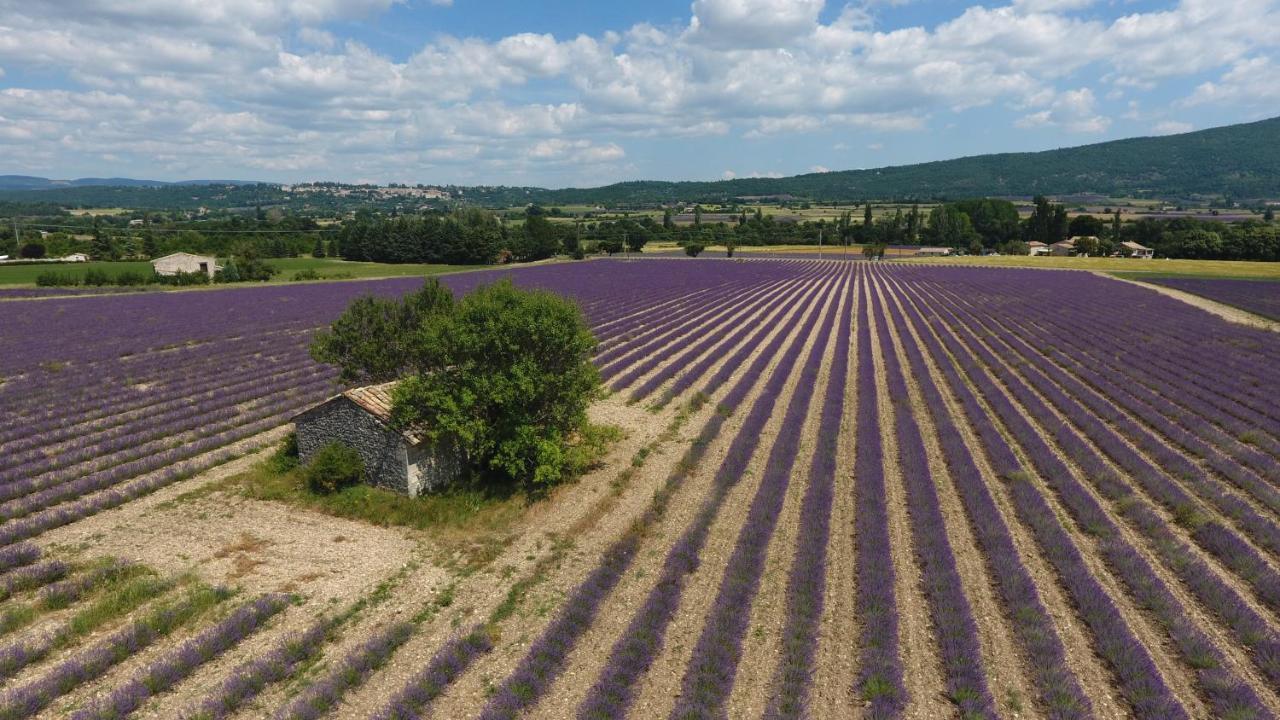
[0,176,257,192]
[528,115,1280,205]
[2,116,1277,208]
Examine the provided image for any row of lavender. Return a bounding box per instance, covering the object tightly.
[449,262,1280,720]
[5,258,1277,718]
[875,265,1280,718]
[0,543,305,720]
[0,260,849,720]
[169,260,856,720]
[1144,276,1280,321]
[0,261,833,557]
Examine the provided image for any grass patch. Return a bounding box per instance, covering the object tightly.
[903,255,1280,280]
[241,464,528,533]
[239,424,621,534]
[64,573,177,641]
[230,423,621,574]
[0,258,485,287]
[0,606,37,638]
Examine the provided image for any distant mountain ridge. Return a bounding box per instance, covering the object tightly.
[0,176,257,191]
[2,116,1278,205]
[525,115,1280,204]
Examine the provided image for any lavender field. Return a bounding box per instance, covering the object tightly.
[1,258,1279,719]
[1145,276,1280,321]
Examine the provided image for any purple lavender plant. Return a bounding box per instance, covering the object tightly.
[274,621,412,720]
[372,625,493,720]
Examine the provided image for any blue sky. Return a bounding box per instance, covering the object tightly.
[0,0,1276,187]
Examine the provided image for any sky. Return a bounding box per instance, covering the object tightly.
[0,0,1276,188]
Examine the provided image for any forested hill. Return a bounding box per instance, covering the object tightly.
[528,116,1280,205]
[2,116,1277,209]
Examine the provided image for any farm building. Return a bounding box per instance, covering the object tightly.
[1050,239,1077,256]
[1027,241,1050,256]
[1121,240,1154,259]
[61,253,89,262]
[916,247,953,257]
[291,382,462,497]
[152,252,221,278]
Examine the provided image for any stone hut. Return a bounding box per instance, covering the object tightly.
[152,252,222,278]
[291,382,462,497]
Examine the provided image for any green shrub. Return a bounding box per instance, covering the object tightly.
[269,432,300,473]
[292,269,321,281]
[83,268,112,286]
[113,271,150,286]
[684,243,705,257]
[218,257,242,283]
[304,443,365,494]
[36,272,76,287]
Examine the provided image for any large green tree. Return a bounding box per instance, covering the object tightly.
[311,279,600,488]
[309,279,455,383]
[391,280,600,486]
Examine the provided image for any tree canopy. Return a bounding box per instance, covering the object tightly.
[310,279,601,487]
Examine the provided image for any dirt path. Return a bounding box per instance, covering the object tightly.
[624,269,847,720]
[904,275,1238,718]
[1106,273,1280,332]
[866,280,952,720]
[883,275,1130,719]
[516,271,844,720]
[871,275,1041,718]
[808,274,861,719]
[327,395,674,718]
[934,283,1280,606]
[723,270,850,718]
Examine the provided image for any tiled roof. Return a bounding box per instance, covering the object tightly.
[343,381,396,423]
[343,381,425,444]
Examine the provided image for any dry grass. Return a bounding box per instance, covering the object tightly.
[902,254,1280,279]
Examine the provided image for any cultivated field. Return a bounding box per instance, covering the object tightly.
[904,254,1280,280]
[1,258,1278,719]
[0,259,480,287]
[1141,277,1280,321]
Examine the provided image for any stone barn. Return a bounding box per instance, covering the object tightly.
[291,382,462,497]
[152,252,221,278]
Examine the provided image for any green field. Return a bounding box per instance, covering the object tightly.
[902,255,1280,280]
[0,257,483,286]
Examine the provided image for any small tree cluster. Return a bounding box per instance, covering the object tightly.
[311,279,601,488]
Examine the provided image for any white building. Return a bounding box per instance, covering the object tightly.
[151,252,221,278]
[61,253,89,263]
[1121,241,1154,259]
[1027,241,1050,256]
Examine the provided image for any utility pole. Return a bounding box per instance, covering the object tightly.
[11,218,18,256]
[818,229,823,261]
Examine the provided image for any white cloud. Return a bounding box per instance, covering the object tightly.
[1152,120,1193,135]
[687,0,824,49]
[527,139,625,164]
[1184,56,1280,109]
[1012,0,1097,12]
[1016,87,1111,133]
[297,28,337,50]
[0,0,1276,182]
